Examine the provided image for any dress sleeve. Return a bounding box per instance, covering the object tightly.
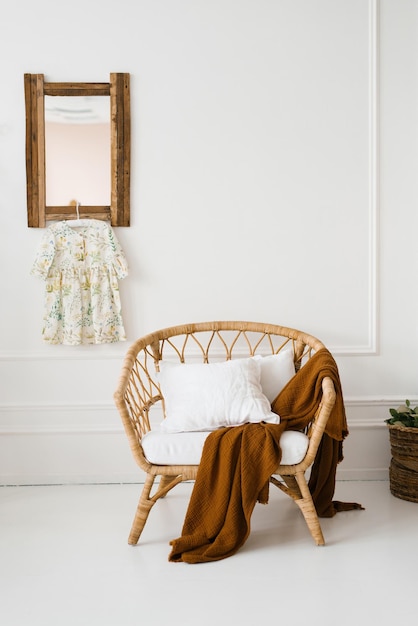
[107,226,129,279]
[30,229,56,279]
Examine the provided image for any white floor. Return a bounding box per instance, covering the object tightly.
[0,480,417,626]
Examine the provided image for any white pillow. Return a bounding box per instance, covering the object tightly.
[254,350,295,403]
[158,357,278,433]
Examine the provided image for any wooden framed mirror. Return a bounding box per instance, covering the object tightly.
[24,73,130,227]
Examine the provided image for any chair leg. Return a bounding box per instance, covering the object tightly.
[293,473,325,546]
[128,474,157,545]
[128,473,185,545]
[158,475,179,496]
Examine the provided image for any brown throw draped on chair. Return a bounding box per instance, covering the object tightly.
[169,348,363,564]
[272,347,361,517]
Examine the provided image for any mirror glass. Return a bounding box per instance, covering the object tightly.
[44,95,111,206]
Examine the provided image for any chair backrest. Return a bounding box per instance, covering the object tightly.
[114,321,329,469]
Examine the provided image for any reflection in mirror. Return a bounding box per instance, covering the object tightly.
[44,95,111,206]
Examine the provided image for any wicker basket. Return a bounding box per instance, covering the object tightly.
[388,424,418,502]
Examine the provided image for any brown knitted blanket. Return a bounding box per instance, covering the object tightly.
[168,348,363,563]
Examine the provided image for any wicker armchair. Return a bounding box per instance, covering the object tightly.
[114,321,336,546]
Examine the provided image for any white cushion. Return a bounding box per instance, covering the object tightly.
[142,429,309,466]
[158,358,278,433]
[254,350,295,403]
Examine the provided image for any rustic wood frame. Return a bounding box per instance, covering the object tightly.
[24,73,130,227]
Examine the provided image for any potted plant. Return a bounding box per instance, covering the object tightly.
[386,400,418,502]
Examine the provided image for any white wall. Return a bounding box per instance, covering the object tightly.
[0,0,417,484]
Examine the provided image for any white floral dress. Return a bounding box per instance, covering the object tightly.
[31,220,128,345]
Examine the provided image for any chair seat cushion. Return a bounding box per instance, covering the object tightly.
[142,428,309,466]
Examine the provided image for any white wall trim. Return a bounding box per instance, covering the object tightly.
[0,393,393,485]
[368,0,380,356]
[0,350,126,362]
[0,403,121,435]
[331,0,379,357]
[0,392,404,435]
[2,3,381,363]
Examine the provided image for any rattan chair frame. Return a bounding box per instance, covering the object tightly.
[114,321,336,546]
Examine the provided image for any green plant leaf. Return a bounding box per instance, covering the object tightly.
[387,400,418,427]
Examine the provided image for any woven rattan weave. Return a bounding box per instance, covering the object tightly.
[388,424,418,502]
[114,321,336,546]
